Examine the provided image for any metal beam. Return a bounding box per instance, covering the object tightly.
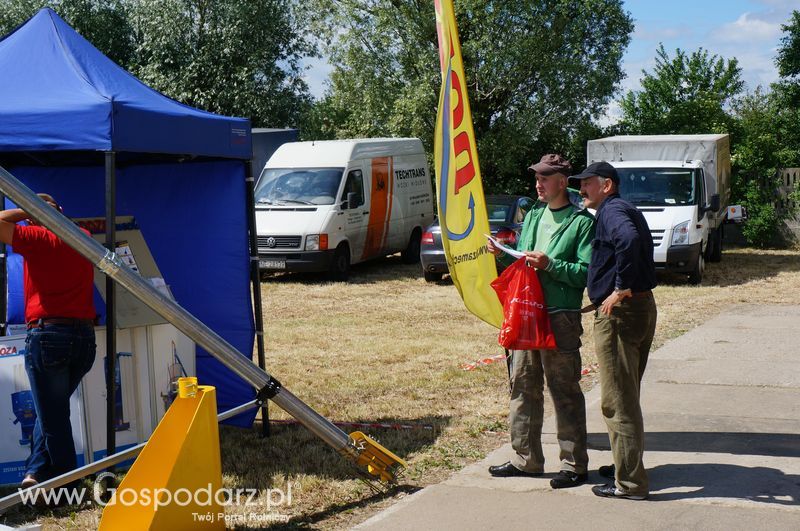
[0,400,260,514]
[0,165,354,458]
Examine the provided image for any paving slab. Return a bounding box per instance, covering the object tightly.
[358,305,800,530]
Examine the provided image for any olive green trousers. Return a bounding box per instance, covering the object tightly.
[594,293,657,496]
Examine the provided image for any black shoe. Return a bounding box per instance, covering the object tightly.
[549,470,588,489]
[488,462,543,478]
[598,464,615,479]
[591,484,647,500]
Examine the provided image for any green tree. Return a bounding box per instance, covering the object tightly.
[0,0,133,66]
[727,10,800,247]
[776,10,800,94]
[619,44,744,135]
[305,0,633,193]
[0,0,316,127]
[729,89,799,246]
[127,0,315,127]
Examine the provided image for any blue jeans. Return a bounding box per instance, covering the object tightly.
[24,324,96,481]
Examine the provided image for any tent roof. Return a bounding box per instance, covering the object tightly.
[0,8,251,159]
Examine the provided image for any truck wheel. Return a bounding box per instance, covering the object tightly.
[423,270,443,282]
[401,228,422,264]
[328,244,350,281]
[688,253,704,285]
[708,227,723,263]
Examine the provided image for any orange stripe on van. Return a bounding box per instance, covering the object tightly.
[362,157,391,259]
[382,157,394,249]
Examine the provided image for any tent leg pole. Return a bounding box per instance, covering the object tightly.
[105,151,117,463]
[0,165,350,449]
[0,167,407,485]
[245,164,269,437]
[0,192,6,336]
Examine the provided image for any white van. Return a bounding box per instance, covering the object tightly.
[254,138,435,280]
[587,134,732,284]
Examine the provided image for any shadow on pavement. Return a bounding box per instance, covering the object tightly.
[588,431,800,458]
[647,463,800,506]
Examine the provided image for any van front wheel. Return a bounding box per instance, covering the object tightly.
[402,229,422,264]
[328,245,350,281]
[688,253,704,285]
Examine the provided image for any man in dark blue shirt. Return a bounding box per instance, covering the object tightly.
[569,161,657,501]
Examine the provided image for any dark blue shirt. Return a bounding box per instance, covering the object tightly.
[587,194,656,305]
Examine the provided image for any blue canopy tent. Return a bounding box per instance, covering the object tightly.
[0,8,266,455]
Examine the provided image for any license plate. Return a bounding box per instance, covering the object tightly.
[259,259,286,270]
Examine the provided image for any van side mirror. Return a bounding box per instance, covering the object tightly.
[345,192,358,209]
[708,194,720,213]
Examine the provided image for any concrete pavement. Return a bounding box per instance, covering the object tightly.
[357,304,800,530]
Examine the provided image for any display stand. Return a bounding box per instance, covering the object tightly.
[0,216,196,484]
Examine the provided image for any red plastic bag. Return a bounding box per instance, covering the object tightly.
[490,258,557,350]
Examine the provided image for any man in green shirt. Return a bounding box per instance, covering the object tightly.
[487,154,595,489]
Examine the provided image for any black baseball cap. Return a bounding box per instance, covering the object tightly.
[568,161,619,187]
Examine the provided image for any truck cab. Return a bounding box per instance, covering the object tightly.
[613,159,720,284]
[588,134,732,285]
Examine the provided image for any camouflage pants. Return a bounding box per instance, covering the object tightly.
[508,311,588,474]
[594,293,657,496]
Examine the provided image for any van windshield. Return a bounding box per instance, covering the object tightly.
[616,168,698,206]
[255,167,344,206]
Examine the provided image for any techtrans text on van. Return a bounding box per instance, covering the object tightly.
[254,138,435,280]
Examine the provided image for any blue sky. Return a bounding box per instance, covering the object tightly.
[302,0,798,123]
[610,0,798,122]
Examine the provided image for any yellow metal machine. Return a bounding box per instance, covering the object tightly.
[99,378,224,529]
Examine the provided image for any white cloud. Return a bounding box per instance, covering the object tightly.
[302,57,333,100]
[725,48,780,90]
[741,0,798,28]
[598,2,798,126]
[714,12,782,43]
[597,100,622,128]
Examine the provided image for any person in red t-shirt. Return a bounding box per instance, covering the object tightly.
[0,194,96,489]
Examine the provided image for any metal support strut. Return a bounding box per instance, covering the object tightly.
[0,399,261,514]
[0,165,405,489]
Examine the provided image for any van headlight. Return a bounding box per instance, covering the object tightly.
[671,221,690,246]
[305,234,328,251]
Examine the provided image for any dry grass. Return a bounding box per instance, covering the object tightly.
[4,246,800,530]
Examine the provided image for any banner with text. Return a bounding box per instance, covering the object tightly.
[433,0,503,328]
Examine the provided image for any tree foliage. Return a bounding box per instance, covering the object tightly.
[0,0,315,127]
[722,9,800,247]
[777,10,800,80]
[775,10,800,108]
[127,0,314,127]
[619,44,744,135]
[729,89,799,245]
[305,0,633,193]
[0,0,134,66]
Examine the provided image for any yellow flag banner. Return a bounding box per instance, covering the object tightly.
[433,0,503,328]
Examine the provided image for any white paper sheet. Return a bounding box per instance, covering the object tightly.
[485,234,525,259]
